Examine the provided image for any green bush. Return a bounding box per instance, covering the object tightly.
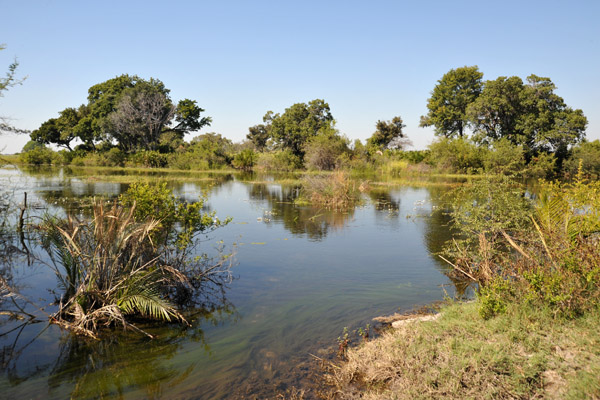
[232,149,257,170]
[478,277,514,319]
[525,152,556,179]
[303,132,350,171]
[255,150,302,171]
[563,140,600,178]
[483,139,526,176]
[427,137,484,173]
[129,150,168,168]
[20,146,54,165]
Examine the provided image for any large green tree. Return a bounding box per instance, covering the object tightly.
[31,74,210,151]
[30,107,84,150]
[468,74,587,160]
[466,76,525,144]
[420,66,483,138]
[367,116,408,151]
[268,99,334,158]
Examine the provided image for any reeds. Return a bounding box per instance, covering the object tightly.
[298,171,368,209]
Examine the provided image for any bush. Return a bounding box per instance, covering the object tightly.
[40,183,232,337]
[444,175,600,318]
[297,171,366,209]
[523,152,556,179]
[21,140,45,153]
[303,132,350,171]
[483,139,526,176]
[165,152,204,170]
[427,137,484,173]
[20,146,54,165]
[563,140,600,178]
[232,149,257,170]
[255,150,302,171]
[129,150,168,168]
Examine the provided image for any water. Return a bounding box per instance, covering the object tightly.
[0,166,458,399]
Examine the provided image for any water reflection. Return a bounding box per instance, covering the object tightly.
[1,300,236,399]
[247,183,357,241]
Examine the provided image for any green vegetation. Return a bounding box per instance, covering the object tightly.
[40,183,231,338]
[326,173,600,398]
[30,74,210,151]
[14,66,592,184]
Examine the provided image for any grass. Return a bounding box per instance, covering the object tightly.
[324,301,600,399]
[296,171,368,209]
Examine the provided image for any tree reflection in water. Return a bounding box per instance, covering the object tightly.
[247,182,357,241]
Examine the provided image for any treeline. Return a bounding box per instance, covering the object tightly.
[21,68,600,177]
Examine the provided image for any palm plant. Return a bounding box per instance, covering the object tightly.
[43,201,189,338]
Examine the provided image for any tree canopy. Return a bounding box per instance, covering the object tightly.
[31,74,210,151]
[367,116,408,151]
[267,99,334,158]
[468,74,587,160]
[420,66,483,138]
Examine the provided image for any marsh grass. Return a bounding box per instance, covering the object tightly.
[297,171,368,209]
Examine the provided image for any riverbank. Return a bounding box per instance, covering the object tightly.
[322,300,600,399]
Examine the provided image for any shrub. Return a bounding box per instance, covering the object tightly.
[303,132,350,171]
[427,137,484,173]
[232,149,257,170]
[129,150,168,168]
[483,139,526,176]
[255,150,302,171]
[444,174,600,318]
[40,183,232,337]
[563,139,600,178]
[20,146,54,165]
[525,152,556,179]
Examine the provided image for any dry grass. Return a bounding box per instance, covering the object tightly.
[322,301,600,399]
[298,171,368,209]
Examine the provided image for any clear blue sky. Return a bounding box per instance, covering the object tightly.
[1,0,599,153]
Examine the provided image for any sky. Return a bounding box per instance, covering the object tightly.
[1,0,599,154]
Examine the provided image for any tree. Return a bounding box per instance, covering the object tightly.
[108,80,174,151]
[30,107,82,150]
[420,66,483,138]
[247,110,274,151]
[268,99,334,158]
[467,76,525,145]
[367,116,409,151]
[31,74,211,151]
[468,74,587,161]
[173,99,212,135]
[519,75,587,159]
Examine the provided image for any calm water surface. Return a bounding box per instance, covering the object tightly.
[0,166,458,399]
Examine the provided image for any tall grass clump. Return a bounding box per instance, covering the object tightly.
[41,183,232,338]
[297,171,367,209]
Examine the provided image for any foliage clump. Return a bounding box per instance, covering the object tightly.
[41,183,231,338]
[442,171,600,319]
